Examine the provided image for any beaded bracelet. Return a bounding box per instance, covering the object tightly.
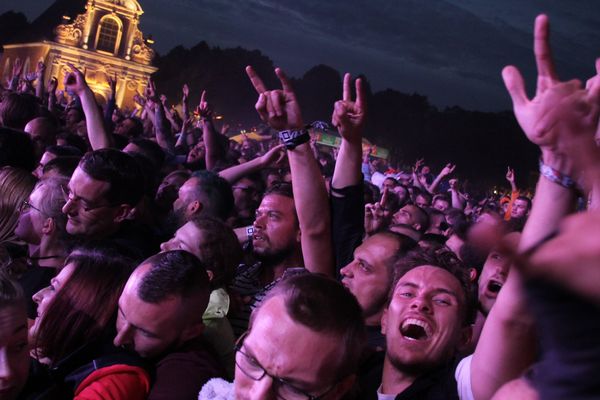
[539,159,577,189]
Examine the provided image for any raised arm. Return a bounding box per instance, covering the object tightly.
[64,64,113,149]
[246,66,334,276]
[470,14,582,400]
[448,179,465,210]
[426,163,455,193]
[146,80,175,154]
[35,62,46,100]
[182,83,190,119]
[198,90,224,170]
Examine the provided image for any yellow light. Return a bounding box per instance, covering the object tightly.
[215,115,223,120]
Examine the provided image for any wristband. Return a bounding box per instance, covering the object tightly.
[539,159,577,189]
[278,121,330,150]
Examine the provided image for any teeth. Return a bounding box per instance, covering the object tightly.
[401,318,432,339]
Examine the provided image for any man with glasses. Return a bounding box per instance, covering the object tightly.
[200,273,366,399]
[62,148,155,258]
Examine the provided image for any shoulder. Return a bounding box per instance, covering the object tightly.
[74,364,151,400]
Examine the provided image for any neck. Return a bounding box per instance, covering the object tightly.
[36,236,66,267]
[381,355,419,396]
[364,309,384,327]
[259,249,303,285]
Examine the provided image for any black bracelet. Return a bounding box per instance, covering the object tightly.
[279,121,330,150]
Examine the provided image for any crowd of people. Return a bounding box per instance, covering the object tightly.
[0,13,599,400]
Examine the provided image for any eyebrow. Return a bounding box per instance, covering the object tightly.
[396,282,459,299]
[118,306,159,338]
[242,343,314,389]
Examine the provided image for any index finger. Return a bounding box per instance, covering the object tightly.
[534,14,558,83]
[381,187,389,207]
[343,73,351,102]
[200,90,206,105]
[246,66,267,93]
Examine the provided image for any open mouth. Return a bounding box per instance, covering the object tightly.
[400,318,432,341]
[487,279,503,294]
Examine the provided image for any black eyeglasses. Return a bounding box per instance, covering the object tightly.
[234,331,336,400]
[61,186,116,212]
[18,200,45,215]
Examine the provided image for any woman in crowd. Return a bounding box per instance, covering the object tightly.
[24,245,151,399]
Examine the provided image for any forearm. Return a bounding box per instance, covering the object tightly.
[332,139,362,190]
[35,79,44,100]
[451,190,465,210]
[219,157,262,183]
[80,89,113,149]
[203,119,221,171]
[154,105,175,154]
[288,143,334,276]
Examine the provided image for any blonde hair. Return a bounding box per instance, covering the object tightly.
[0,167,36,244]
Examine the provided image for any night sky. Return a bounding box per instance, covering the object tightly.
[2,0,599,111]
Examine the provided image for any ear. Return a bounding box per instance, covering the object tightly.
[206,270,214,282]
[187,200,202,216]
[295,228,301,243]
[181,321,204,343]
[113,204,133,223]
[468,267,478,283]
[41,217,55,235]
[380,307,389,334]
[413,222,421,232]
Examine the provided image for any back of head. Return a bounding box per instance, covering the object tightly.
[0,272,25,311]
[189,216,243,289]
[0,128,35,171]
[128,138,165,169]
[137,250,211,321]
[42,156,80,178]
[256,273,366,380]
[190,170,234,221]
[79,149,144,207]
[0,92,38,131]
[34,177,70,244]
[0,167,36,243]
[35,244,135,364]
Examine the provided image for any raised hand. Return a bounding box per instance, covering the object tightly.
[502,15,600,151]
[259,143,287,167]
[440,163,456,177]
[159,94,168,106]
[63,63,89,96]
[413,158,424,173]
[331,73,366,143]
[182,83,190,99]
[197,90,212,119]
[449,178,459,191]
[246,66,303,130]
[144,79,158,102]
[12,58,23,78]
[505,167,515,183]
[36,61,46,80]
[48,77,58,93]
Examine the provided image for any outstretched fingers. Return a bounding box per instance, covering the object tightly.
[275,67,295,95]
[246,65,267,93]
[534,14,558,94]
[502,66,529,109]
[355,77,366,111]
[343,73,351,102]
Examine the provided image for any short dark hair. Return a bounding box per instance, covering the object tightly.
[43,156,80,177]
[0,128,35,171]
[46,145,83,158]
[123,117,144,138]
[79,149,144,207]
[129,138,165,168]
[516,195,532,210]
[0,92,38,130]
[189,170,234,220]
[391,248,476,326]
[264,181,294,199]
[189,216,243,289]
[137,251,211,321]
[255,273,366,381]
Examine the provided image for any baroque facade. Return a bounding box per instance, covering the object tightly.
[1,0,157,109]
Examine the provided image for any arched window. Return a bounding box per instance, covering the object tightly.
[96,17,121,53]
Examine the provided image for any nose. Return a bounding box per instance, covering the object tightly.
[32,287,47,304]
[249,374,276,400]
[410,295,432,314]
[160,239,176,252]
[253,214,266,229]
[62,198,76,215]
[113,324,134,348]
[340,262,354,278]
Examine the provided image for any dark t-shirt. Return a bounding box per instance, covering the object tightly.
[148,338,225,400]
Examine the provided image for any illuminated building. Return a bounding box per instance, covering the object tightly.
[1,0,157,109]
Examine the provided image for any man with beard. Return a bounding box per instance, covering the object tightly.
[228,65,334,337]
[167,170,234,231]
